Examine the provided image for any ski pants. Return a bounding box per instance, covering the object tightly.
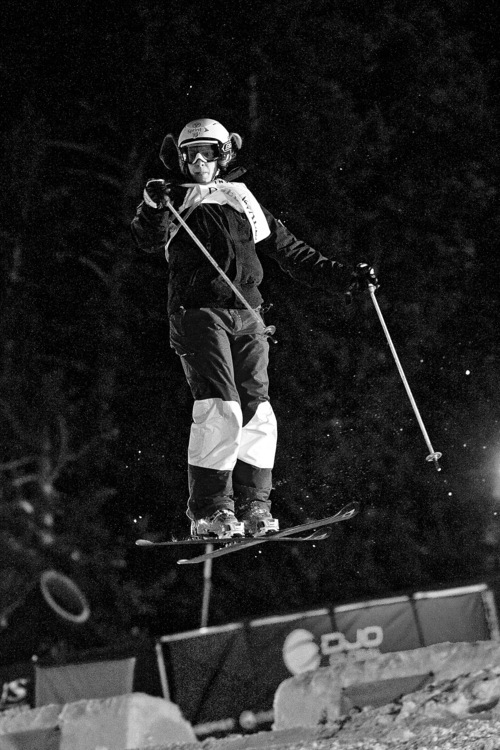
[169,307,277,520]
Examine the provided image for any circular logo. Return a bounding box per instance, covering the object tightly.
[282,628,321,675]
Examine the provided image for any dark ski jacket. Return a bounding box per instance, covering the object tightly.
[131,170,351,315]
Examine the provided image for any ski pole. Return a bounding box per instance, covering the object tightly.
[368,284,442,471]
[164,198,277,342]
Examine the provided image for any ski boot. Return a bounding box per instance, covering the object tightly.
[241,503,280,537]
[190,509,245,539]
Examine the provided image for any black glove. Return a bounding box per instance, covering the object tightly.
[143,179,173,210]
[345,263,379,303]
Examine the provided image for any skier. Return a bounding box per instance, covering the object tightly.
[131,117,377,540]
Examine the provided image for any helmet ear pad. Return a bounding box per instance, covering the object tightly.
[218,132,243,170]
[230,132,243,152]
[159,133,186,178]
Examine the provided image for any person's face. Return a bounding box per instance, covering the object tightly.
[188,157,218,184]
[184,142,220,184]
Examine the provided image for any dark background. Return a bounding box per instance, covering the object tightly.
[1,0,499,661]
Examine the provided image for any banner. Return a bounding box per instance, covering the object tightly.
[0,636,162,714]
[0,660,34,713]
[332,595,422,654]
[413,584,495,644]
[157,583,499,736]
[34,657,136,706]
[31,637,163,707]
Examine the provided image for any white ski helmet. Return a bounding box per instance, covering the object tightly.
[177,118,242,175]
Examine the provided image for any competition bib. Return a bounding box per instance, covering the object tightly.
[165,180,270,259]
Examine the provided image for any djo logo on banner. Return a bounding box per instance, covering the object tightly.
[283,626,384,675]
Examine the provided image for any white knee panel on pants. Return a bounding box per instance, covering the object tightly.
[188,398,277,471]
[238,401,277,469]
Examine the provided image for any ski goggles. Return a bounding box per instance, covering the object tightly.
[181,142,221,164]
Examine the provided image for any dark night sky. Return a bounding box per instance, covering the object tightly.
[1,0,500,639]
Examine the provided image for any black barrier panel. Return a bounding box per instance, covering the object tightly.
[161,623,254,728]
[159,612,336,735]
[413,586,491,645]
[333,596,423,654]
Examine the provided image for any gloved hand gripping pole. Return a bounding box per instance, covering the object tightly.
[164,199,277,343]
[368,284,442,471]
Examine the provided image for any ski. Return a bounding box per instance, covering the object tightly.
[136,526,332,548]
[176,501,360,565]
